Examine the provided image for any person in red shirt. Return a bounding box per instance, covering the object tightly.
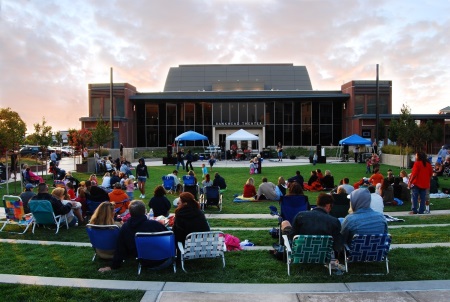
[369,168,384,186]
[243,177,257,198]
[409,151,433,214]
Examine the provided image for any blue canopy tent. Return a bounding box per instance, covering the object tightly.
[337,134,372,161]
[174,130,209,151]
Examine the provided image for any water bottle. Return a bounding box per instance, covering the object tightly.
[148,208,154,220]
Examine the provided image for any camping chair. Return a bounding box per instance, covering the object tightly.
[177,231,226,273]
[86,199,102,216]
[280,195,310,225]
[1,195,33,234]
[86,224,120,261]
[28,200,68,234]
[135,231,177,275]
[112,199,130,215]
[162,176,176,194]
[199,186,223,211]
[329,193,350,219]
[182,175,199,199]
[344,234,392,274]
[282,234,334,276]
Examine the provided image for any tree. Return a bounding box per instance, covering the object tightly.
[0,107,26,154]
[32,117,53,158]
[91,116,114,152]
[68,128,92,156]
[54,131,63,146]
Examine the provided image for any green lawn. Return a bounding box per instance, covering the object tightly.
[1,162,450,290]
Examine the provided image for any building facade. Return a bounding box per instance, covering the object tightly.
[79,63,447,152]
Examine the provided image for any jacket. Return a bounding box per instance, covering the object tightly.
[30,192,72,216]
[172,206,210,243]
[108,188,130,214]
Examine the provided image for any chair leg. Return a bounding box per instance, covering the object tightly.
[344,249,348,272]
[386,257,389,274]
[222,254,226,268]
[138,262,142,275]
[181,258,187,273]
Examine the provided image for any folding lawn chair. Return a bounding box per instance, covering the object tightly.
[86,224,120,261]
[177,231,226,273]
[0,195,33,234]
[162,176,176,194]
[282,234,334,276]
[199,186,222,211]
[280,195,310,225]
[182,175,199,199]
[86,199,102,216]
[344,233,392,274]
[29,200,68,234]
[135,231,177,275]
[329,193,350,219]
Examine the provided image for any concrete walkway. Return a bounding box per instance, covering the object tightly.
[0,273,449,302]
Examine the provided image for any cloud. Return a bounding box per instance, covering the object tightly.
[1,0,449,133]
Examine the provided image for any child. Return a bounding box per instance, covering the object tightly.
[209,155,216,171]
[365,158,371,174]
[66,182,76,200]
[249,159,255,174]
[313,152,318,166]
[125,177,134,200]
[201,163,208,179]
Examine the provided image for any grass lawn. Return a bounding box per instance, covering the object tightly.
[1,162,450,288]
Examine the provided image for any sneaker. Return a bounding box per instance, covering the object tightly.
[141,195,145,199]
[139,194,143,198]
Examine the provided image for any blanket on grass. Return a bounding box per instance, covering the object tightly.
[384,214,404,222]
[233,195,277,203]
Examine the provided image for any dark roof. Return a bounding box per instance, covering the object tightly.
[163,64,313,92]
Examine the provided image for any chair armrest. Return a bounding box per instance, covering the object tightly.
[177,241,186,254]
[282,235,291,253]
[343,243,350,251]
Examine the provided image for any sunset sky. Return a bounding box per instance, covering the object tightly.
[1,0,449,133]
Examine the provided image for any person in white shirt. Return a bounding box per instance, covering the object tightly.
[368,185,384,214]
[338,177,354,194]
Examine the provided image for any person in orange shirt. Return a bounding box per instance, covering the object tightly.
[369,167,384,186]
[108,183,130,214]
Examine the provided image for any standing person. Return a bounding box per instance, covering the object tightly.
[83,147,89,159]
[277,142,283,162]
[135,158,149,199]
[50,150,58,166]
[120,143,124,157]
[408,151,433,214]
[312,152,318,166]
[354,145,360,163]
[372,141,378,154]
[257,154,263,174]
[208,155,216,171]
[176,148,185,171]
[185,150,194,172]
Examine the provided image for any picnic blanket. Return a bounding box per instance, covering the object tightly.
[384,214,404,222]
[233,195,256,202]
[430,193,450,199]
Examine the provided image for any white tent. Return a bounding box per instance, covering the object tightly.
[225,129,260,162]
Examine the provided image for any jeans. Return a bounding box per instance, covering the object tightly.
[411,186,426,214]
[177,160,185,170]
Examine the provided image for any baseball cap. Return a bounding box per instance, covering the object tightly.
[25,183,34,189]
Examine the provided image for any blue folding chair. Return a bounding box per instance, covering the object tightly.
[280,195,310,225]
[162,176,176,194]
[135,231,177,275]
[182,175,199,199]
[86,224,120,261]
[344,233,392,274]
[86,199,102,216]
[199,186,222,211]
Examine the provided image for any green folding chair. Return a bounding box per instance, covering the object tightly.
[29,200,68,234]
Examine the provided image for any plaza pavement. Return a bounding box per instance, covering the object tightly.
[1,156,450,301]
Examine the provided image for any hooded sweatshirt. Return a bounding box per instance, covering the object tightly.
[172,206,210,243]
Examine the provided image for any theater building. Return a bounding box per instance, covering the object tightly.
[80,63,446,151]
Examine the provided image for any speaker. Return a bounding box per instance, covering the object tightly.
[167,145,173,157]
[343,145,349,154]
[316,145,321,155]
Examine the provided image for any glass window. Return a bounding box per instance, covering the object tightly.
[177,103,184,124]
[265,102,274,124]
[302,125,311,146]
[354,95,364,115]
[103,99,110,117]
[284,102,292,124]
[167,104,177,125]
[145,104,159,126]
[320,103,333,124]
[320,125,332,146]
[301,103,311,124]
[185,103,195,125]
[274,102,283,124]
[239,102,247,123]
[195,103,203,125]
[203,102,212,125]
[115,97,125,117]
[293,102,301,124]
[229,103,238,123]
[212,103,221,124]
[91,98,101,117]
[222,103,230,123]
[256,102,265,124]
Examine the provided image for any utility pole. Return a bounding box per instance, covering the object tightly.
[110,67,114,148]
[375,64,379,144]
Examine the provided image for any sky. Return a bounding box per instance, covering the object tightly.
[1,0,449,133]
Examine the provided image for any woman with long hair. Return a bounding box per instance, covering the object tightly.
[51,187,83,226]
[380,177,394,205]
[172,192,210,243]
[243,177,257,198]
[90,201,116,225]
[149,185,171,217]
[409,151,433,214]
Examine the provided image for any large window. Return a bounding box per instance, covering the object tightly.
[354,95,364,114]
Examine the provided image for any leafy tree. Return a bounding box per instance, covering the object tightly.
[54,131,63,146]
[32,118,53,158]
[91,116,114,152]
[0,108,26,154]
[67,128,92,156]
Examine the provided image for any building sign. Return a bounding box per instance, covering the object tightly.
[214,122,263,126]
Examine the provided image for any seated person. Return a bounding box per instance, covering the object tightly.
[49,162,66,180]
[368,185,384,214]
[321,170,335,190]
[337,177,354,194]
[89,201,118,259]
[26,167,44,184]
[120,161,132,176]
[20,184,36,214]
[98,200,168,272]
[101,172,111,189]
[167,170,182,192]
[108,183,130,214]
[392,177,403,200]
[276,176,287,198]
[430,172,439,194]
[109,171,121,188]
[149,185,172,217]
[287,171,304,190]
[243,177,257,198]
[303,170,323,191]
[257,177,278,200]
[86,185,110,203]
[434,162,444,176]
[201,173,213,191]
[30,183,75,225]
[281,193,343,252]
[212,172,227,190]
[341,189,388,244]
[380,178,394,206]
